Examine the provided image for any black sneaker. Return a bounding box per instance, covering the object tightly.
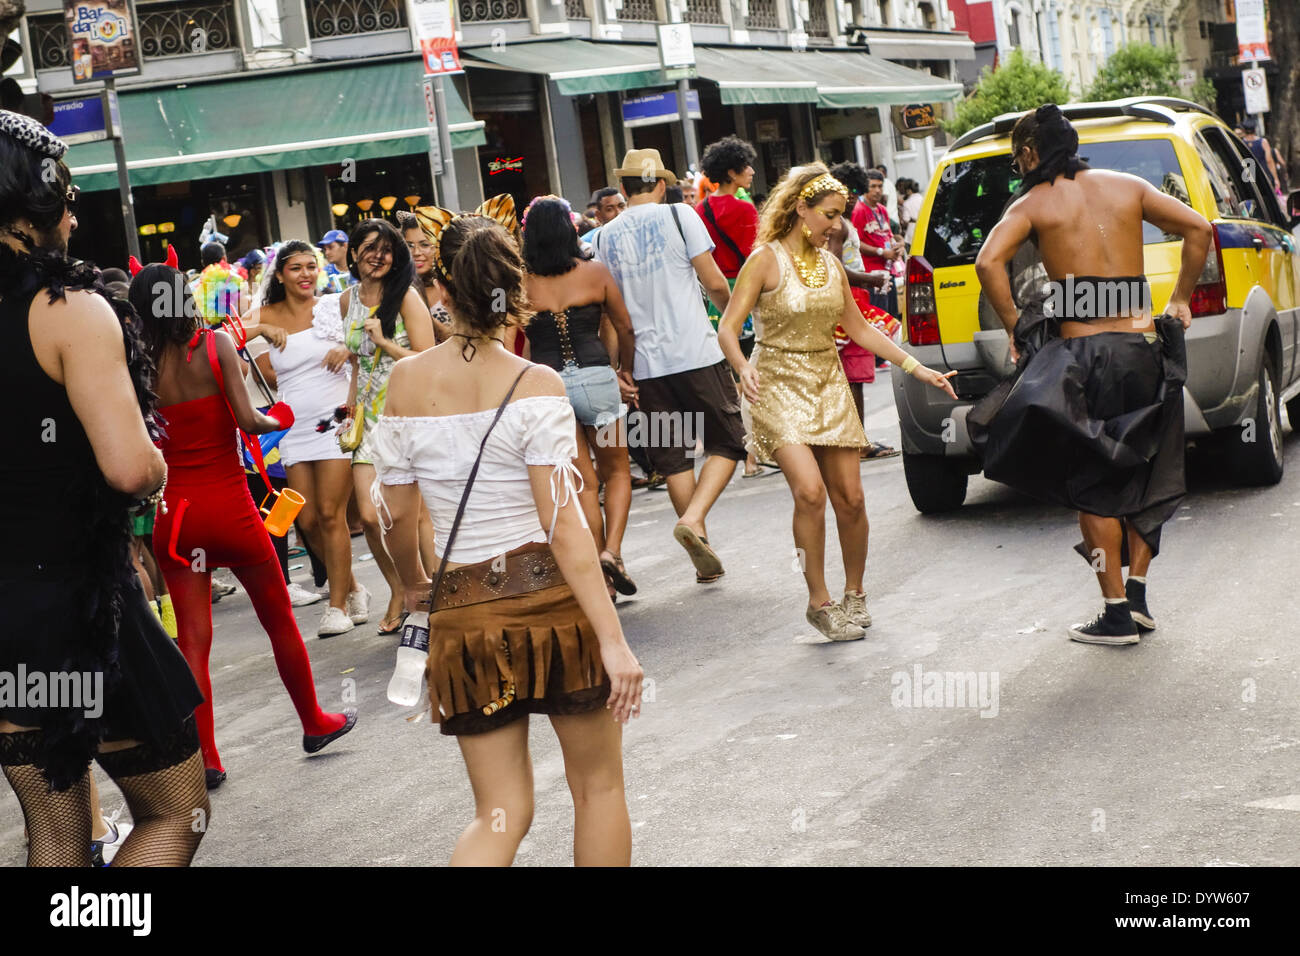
[1068,601,1139,645]
[1125,579,1156,632]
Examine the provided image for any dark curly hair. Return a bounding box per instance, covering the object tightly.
[438,216,530,336]
[264,239,318,305]
[129,263,200,363]
[522,197,590,276]
[348,219,415,340]
[829,161,871,196]
[702,135,758,186]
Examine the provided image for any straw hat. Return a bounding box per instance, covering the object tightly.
[613,148,678,185]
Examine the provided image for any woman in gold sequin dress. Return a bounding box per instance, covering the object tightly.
[718,164,957,641]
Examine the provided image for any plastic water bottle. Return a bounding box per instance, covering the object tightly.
[387,611,429,706]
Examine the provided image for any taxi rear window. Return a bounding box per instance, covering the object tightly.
[923,138,1189,269]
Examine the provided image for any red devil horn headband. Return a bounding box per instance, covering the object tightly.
[165,245,179,268]
[128,255,143,277]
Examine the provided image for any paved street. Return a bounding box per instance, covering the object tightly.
[5,378,1299,866]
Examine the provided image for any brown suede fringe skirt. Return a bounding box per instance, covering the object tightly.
[427,542,610,735]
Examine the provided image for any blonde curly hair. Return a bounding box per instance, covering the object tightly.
[756,162,847,245]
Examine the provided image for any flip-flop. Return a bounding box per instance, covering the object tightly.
[861,442,900,460]
[673,524,724,581]
[601,555,638,596]
[377,611,408,635]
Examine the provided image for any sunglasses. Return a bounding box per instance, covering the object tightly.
[65,185,80,213]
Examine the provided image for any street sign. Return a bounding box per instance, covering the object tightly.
[422,77,444,174]
[622,89,701,129]
[1235,0,1270,63]
[48,93,110,145]
[409,0,462,76]
[658,23,695,69]
[63,0,142,83]
[1242,67,1269,115]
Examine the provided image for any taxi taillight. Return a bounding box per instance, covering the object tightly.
[1189,225,1227,318]
[906,255,939,346]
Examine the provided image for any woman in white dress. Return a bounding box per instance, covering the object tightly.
[250,241,364,636]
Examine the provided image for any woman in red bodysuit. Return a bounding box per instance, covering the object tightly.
[129,264,356,790]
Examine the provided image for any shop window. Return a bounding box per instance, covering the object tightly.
[918,2,937,31]
[305,0,408,39]
[746,0,781,30]
[458,0,527,22]
[1008,10,1021,49]
[137,0,239,57]
[685,0,726,24]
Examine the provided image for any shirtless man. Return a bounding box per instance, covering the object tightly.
[974,104,1212,645]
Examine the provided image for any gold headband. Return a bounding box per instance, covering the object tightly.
[799,174,850,203]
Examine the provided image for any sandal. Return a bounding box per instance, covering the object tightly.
[377,610,408,635]
[601,554,638,596]
[673,525,725,582]
[861,441,900,460]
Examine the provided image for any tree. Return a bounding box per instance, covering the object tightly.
[1270,0,1299,192]
[1187,77,1218,113]
[1084,43,1180,101]
[944,50,1073,138]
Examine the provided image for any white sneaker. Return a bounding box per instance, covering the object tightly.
[317,606,355,637]
[347,584,371,624]
[287,582,323,607]
[100,820,133,865]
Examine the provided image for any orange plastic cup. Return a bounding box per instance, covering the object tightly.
[260,488,306,537]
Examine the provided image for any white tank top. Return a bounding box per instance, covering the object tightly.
[840,218,866,273]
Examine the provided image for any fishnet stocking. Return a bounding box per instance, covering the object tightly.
[1,723,209,867]
[98,749,210,867]
[0,759,93,867]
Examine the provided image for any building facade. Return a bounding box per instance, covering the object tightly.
[5,0,977,266]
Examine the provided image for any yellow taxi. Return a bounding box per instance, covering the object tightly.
[893,96,1300,512]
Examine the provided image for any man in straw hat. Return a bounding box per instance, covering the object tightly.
[590,148,744,584]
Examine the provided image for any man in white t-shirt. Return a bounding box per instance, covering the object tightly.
[591,148,744,584]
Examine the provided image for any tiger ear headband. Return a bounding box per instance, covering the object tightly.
[414,194,518,283]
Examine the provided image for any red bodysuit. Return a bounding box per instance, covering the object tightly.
[153,330,345,773]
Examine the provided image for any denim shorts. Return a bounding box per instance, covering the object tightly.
[560,363,620,428]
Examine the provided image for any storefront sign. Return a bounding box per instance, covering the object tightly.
[1242,66,1270,115]
[1235,0,1270,63]
[658,23,697,80]
[818,109,881,141]
[622,90,701,129]
[891,102,942,140]
[754,118,781,143]
[409,0,463,75]
[422,77,444,173]
[487,156,523,176]
[63,0,141,83]
[47,89,121,145]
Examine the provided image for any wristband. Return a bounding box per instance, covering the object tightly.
[901,355,920,375]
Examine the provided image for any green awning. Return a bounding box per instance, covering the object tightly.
[67,60,485,193]
[692,46,962,108]
[806,50,963,108]
[693,47,820,105]
[461,39,672,95]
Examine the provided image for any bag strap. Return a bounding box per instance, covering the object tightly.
[702,197,747,266]
[427,364,532,610]
[669,204,686,247]
[201,329,275,497]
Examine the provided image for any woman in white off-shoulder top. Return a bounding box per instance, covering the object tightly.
[371,213,642,867]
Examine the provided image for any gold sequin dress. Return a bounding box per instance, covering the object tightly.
[745,242,867,460]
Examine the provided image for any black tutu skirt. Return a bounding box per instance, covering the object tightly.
[969,313,1187,562]
[0,563,203,783]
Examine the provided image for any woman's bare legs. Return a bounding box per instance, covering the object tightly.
[288,459,356,610]
[353,462,406,625]
[451,718,533,866]
[773,443,830,608]
[587,424,631,560]
[572,426,606,552]
[550,710,630,866]
[815,446,869,595]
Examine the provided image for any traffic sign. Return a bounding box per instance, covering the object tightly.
[1242,67,1269,115]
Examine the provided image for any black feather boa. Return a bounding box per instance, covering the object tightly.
[0,243,163,790]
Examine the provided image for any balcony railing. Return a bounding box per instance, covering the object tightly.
[27,14,68,70]
[616,0,659,21]
[458,0,527,21]
[806,0,829,37]
[745,0,780,29]
[685,0,725,24]
[137,0,237,57]
[306,0,407,39]
[566,0,588,17]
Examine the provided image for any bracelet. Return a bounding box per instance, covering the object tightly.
[135,472,168,515]
[901,355,920,375]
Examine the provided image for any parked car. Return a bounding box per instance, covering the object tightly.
[893,97,1300,513]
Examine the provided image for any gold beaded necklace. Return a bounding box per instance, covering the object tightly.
[783,238,828,288]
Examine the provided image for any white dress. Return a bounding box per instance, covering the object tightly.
[269,295,353,466]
